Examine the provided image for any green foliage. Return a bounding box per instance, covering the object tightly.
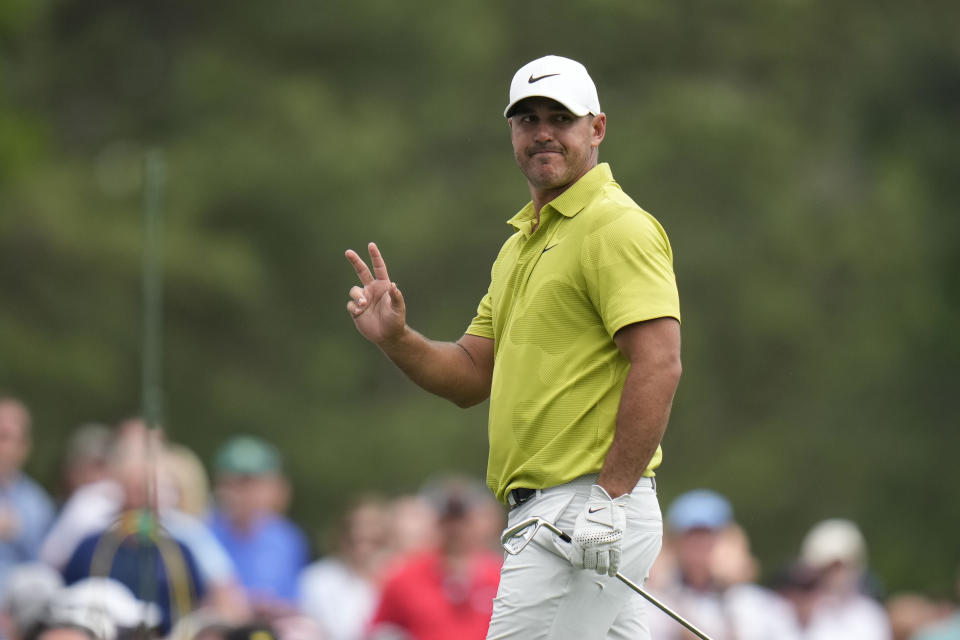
[1,0,957,595]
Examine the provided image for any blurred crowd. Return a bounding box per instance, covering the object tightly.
[0,395,957,640]
[644,491,959,640]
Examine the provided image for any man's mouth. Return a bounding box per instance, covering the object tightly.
[529,148,563,157]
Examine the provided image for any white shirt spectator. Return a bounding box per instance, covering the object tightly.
[646,581,802,640]
[299,557,378,640]
[800,592,892,640]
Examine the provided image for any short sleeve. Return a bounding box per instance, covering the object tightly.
[582,210,680,336]
[465,288,494,339]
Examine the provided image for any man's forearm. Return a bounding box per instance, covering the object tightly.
[598,359,681,497]
[379,327,491,408]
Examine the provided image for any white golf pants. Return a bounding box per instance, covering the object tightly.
[487,474,663,640]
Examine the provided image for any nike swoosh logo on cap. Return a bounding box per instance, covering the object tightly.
[528,73,560,83]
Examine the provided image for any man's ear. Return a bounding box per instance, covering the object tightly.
[591,113,607,147]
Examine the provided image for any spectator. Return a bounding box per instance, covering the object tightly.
[796,518,892,639]
[381,496,437,564]
[40,421,165,570]
[298,496,389,640]
[0,397,55,599]
[367,477,501,640]
[59,433,207,634]
[41,421,246,622]
[39,440,119,572]
[57,424,112,501]
[0,564,64,640]
[207,436,309,616]
[646,489,800,640]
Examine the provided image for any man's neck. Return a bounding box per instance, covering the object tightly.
[528,160,599,222]
[531,184,569,220]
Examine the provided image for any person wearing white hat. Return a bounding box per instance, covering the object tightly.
[795,518,892,640]
[345,55,682,639]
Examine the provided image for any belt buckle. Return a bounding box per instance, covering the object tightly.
[509,488,536,510]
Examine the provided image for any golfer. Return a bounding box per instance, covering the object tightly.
[345,55,681,640]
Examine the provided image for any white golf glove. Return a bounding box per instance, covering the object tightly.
[572,484,629,577]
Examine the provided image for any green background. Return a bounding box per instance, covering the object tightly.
[1,0,957,595]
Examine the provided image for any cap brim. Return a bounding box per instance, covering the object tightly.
[504,93,592,118]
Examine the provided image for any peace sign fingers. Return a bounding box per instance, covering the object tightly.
[367,242,391,282]
[345,242,390,285]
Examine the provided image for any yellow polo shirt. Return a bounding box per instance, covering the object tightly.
[466,163,680,504]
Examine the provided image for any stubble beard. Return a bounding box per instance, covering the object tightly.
[519,149,577,192]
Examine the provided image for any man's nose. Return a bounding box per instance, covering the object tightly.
[533,122,554,142]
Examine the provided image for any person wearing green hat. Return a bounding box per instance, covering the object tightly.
[207,436,309,615]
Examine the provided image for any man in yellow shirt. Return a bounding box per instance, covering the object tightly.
[345,55,682,639]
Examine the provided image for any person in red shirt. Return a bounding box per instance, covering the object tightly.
[368,478,503,640]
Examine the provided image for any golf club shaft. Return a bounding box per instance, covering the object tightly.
[538,521,714,640]
[613,572,712,640]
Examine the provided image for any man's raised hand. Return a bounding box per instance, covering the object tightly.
[344,242,407,346]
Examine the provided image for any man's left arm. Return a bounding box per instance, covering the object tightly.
[599,316,682,497]
[571,316,681,576]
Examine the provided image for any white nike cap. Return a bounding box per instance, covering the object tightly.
[504,55,601,118]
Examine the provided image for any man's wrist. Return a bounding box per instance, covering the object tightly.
[378,324,412,353]
[595,479,633,499]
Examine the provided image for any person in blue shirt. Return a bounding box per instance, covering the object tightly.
[207,436,309,615]
[0,397,55,600]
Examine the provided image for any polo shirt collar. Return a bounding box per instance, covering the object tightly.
[507,163,613,235]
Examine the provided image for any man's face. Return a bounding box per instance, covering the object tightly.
[509,97,605,194]
[675,528,721,589]
[216,473,281,524]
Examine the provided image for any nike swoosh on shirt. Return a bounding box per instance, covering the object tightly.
[542,244,559,253]
[588,506,606,514]
[528,73,560,83]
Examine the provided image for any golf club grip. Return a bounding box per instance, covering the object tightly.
[539,521,713,640]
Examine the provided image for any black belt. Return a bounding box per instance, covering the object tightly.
[507,487,537,509]
[507,477,657,509]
